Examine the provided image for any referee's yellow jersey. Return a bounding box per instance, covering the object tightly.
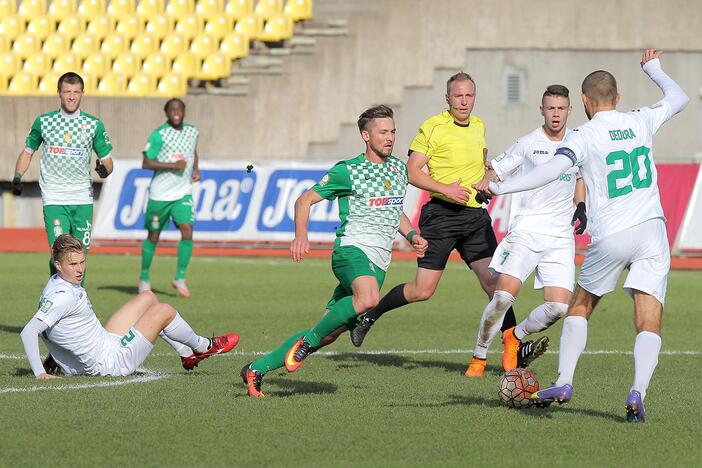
[409,110,486,208]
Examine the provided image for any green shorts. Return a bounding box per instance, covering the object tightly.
[43,204,93,251]
[325,245,386,328]
[144,195,194,232]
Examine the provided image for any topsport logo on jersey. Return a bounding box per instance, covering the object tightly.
[47,146,84,156]
[115,169,256,231]
[368,196,404,207]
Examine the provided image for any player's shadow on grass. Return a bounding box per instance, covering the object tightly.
[326,352,469,374]
[97,285,176,297]
[0,324,23,334]
[265,377,338,397]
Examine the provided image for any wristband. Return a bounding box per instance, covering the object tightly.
[406,230,418,243]
[14,171,22,181]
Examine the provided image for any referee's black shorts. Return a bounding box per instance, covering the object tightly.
[417,198,498,270]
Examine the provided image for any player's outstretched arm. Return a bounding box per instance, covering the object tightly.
[290,189,323,262]
[399,214,428,258]
[640,49,689,116]
[192,150,200,182]
[20,318,60,379]
[407,151,471,203]
[488,153,574,196]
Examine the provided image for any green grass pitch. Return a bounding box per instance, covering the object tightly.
[0,252,700,467]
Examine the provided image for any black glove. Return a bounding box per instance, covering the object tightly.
[571,201,587,234]
[475,192,492,204]
[95,159,109,178]
[11,175,22,196]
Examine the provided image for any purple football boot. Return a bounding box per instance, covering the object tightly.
[625,390,647,423]
[530,383,572,407]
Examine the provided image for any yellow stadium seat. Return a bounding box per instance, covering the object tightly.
[190,33,217,59]
[203,14,232,39]
[77,0,105,17]
[48,0,76,18]
[233,13,262,40]
[52,53,82,74]
[136,0,163,19]
[195,0,223,20]
[283,0,311,21]
[159,32,187,58]
[12,33,41,58]
[141,52,170,78]
[0,16,25,40]
[85,14,115,39]
[259,13,292,42]
[106,0,135,18]
[7,71,38,94]
[26,16,55,40]
[144,14,173,39]
[42,33,70,57]
[56,16,85,40]
[165,0,194,18]
[96,71,126,96]
[82,52,110,77]
[0,36,8,54]
[71,33,100,57]
[0,52,22,75]
[112,52,140,77]
[197,52,229,80]
[171,51,198,78]
[156,72,186,96]
[37,71,61,95]
[219,31,248,59]
[254,0,281,20]
[23,52,51,75]
[174,14,203,40]
[100,32,128,57]
[0,72,7,92]
[224,0,252,20]
[130,33,158,58]
[127,71,155,96]
[80,72,97,93]
[115,15,143,39]
[0,0,16,17]
[17,0,46,19]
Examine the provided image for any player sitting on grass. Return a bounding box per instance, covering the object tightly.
[20,234,239,379]
[240,105,428,397]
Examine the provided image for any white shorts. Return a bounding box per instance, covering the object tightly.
[578,218,669,305]
[489,231,575,291]
[99,327,154,376]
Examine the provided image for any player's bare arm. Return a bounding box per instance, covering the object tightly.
[399,213,428,258]
[142,154,187,171]
[11,149,33,195]
[572,178,587,234]
[95,155,113,178]
[290,188,324,262]
[408,151,470,203]
[192,150,200,182]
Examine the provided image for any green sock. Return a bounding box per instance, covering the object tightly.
[307,296,358,348]
[140,239,157,281]
[175,239,193,280]
[250,330,308,374]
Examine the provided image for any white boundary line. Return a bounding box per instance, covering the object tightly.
[0,368,168,394]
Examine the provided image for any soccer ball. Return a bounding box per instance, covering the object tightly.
[498,368,540,408]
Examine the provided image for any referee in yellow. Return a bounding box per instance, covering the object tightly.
[351,72,531,377]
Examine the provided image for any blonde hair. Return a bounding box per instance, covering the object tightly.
[52,234,84,263]
[446,72,475,94]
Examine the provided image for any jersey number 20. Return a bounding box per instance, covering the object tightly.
[606,146,652,199]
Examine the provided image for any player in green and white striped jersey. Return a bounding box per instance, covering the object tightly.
[138,98,200,298]
[12,72,113,282]
[241,105,429,397]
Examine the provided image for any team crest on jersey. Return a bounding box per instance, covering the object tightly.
[384,179,391,190]
[64,131,72,143]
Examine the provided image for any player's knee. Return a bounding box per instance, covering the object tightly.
[492,290,515,311]
[153,303,177,324]
[547,302,569,319]
[355,293,380,313]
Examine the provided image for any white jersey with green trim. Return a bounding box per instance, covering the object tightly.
[312,154,408,271]
[25,109,113,205]
[557,103,672,243]
[143,123,198,201]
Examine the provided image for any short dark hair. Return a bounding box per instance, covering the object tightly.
[446,72,475,94]
[581,70,618,105]
[357,105,394,132]
[57,72,84,91]
[542,84,570,102]
[52,234,85,263]
[164,98,186,112]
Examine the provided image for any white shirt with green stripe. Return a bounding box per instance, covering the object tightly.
[25,109,112,206]
[143,123,199,202]
[312,154,408,271]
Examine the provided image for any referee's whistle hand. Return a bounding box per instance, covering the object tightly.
[442,180,471,203]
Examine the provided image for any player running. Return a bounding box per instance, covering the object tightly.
[466,85,587,377]
[20,234,239,378]
[12,72,113,284]
[240,105,428,397]
[138,98,200,297]
[481,49,689,422]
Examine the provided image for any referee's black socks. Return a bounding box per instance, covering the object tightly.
[500,306,517,332]
[365,283,409,322]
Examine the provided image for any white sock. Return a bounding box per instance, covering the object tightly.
[554,316,588,386]
[514,302,568,340]
[159,331,193,357]
[162,312,209,354]
[473,290,515,359]
[631,331,661,400]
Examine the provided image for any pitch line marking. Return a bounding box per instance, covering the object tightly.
[0,368,168,394]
